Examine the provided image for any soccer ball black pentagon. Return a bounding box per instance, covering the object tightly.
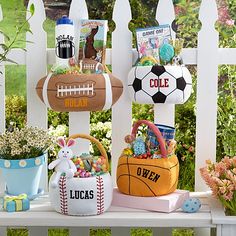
[128,65,192,104]
[132,77,142,92]
[152,91,167,103]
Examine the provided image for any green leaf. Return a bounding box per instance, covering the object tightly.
[0,43,9,51]
[27,29,33,35]
[4,58,17,64]
[16,39,33,44]
[30,4,35,16]
[0,31,10,42]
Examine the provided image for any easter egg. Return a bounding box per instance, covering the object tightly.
[181,198,201,213]
[159,43,175,63]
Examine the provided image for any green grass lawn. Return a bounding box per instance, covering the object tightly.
[0,0,55,97]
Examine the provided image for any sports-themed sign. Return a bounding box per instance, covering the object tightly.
[128,65,192,104]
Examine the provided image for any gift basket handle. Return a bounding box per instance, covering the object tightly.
[131,120,167,158]
[67,134,109,169]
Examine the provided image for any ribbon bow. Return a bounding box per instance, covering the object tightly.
[4,193,28,211]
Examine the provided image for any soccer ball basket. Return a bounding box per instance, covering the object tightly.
[116,120,179,197]
[128,65,192,104]
[49,134,113,216]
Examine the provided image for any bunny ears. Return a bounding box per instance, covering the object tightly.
[57,137,76,148]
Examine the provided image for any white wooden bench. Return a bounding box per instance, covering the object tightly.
[0,0,236,235]
[0,192,215,235]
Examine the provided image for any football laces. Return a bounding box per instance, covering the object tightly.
[57,83,94,97]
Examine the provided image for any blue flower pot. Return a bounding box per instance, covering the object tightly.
[0,154,45,199]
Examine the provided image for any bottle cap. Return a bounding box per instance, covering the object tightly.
[56,15,73,25]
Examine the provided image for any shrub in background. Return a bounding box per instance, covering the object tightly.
[5,95,26,128]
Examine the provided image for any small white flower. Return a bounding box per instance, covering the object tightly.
[35,158,41,166]
[19,160,27,168]
[4,160,11,168]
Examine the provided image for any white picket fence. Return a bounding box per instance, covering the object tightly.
[0,0,236,235]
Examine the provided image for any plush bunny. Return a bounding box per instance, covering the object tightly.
[48,137,77,188]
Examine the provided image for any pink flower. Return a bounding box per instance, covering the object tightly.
[223,191,234,201]
[225,19,235,26]
[222,156,233,168]
[226,170,236,188]
[216,0,234,26]
[201,156,236,200]
[214,162,226,176]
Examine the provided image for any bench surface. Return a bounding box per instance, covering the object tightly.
[0,192,215,228]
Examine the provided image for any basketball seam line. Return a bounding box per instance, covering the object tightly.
[127,157,131,195]
[117,173,157,197]
[117,162,179,171]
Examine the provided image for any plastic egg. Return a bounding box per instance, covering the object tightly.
[181,198,201,213]
[159,43,175,62]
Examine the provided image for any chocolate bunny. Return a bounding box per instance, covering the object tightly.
[84,26,99,59]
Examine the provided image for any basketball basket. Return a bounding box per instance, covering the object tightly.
[116,120,179,197]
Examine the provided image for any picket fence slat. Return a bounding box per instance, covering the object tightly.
[195,2,219,234]
[26,0,48,192]
[69,227,89,236]
[28,226,48,236]
[153,227,172,236]
[154,3,175,233]
[68,0,90,155]
[111,0,133,183]
[0,227,7,236]
[0,4,6,205]
[0,4,5,134]
[111,227,130,236]
[155,0,176,39]
[154,0,176,127]
[26,0,47,129]
[195,0,219,192]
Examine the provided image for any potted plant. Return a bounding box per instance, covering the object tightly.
[0,126,56,199]
[200,156,236,216]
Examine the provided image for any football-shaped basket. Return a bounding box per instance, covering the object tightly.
[49,134,113,216]
[128,65,192,104]
[36,72,123,112]
[117,120,179,197]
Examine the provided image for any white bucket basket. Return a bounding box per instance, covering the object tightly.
[49,134,113,216]
[49,172,112,216]
[128,65,192,104]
